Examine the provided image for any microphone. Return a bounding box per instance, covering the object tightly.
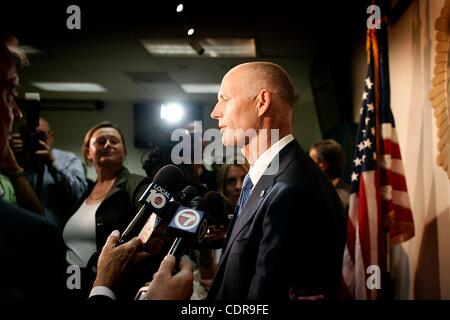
[138,185,200,256]
[203,191,228,249]
[118,164,184,245]
[174,185,199,206]
[167,196,209,259]
[204,191,228,227]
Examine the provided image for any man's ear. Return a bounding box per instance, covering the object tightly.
[255,89,271,117]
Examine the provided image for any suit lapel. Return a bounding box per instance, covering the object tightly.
[220,176,272,255]
[212,178,272,290]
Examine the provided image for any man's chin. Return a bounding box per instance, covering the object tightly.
[222,133,244,148]
[221,137,238,148]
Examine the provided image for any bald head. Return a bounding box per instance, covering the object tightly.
[225,62,295,108]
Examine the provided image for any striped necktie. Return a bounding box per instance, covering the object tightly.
[237,173,253,216]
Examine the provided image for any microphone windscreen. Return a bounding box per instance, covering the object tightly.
[153,164,184,192]
[180,185,199,205]
[204,191,228,224]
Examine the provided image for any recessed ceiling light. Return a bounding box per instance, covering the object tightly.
[176,4,184,13]
[140,38,256,57]
[187,28,195,36]
[31,82,107,92]
[180,84,221,94]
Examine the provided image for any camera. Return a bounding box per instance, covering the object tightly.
[19,92,45,152]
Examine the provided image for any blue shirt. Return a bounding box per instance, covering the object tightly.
[27,148,87,228]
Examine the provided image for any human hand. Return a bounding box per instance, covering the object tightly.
[204,225,227,243]
[9,133,23,153]
[199,277,214,289]
[145,255,193,300]
[0,144,21,173]
[93,230,143,289]
[34,140,55,165]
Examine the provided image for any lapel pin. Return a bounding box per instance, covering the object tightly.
[260,190,265,197]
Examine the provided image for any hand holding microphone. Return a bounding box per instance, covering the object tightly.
[118,164,184,245]
[165,191,228,258]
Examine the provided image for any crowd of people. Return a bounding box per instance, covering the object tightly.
[1,34,350,301]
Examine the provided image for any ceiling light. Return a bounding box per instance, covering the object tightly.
[176,4,184,13]
[161,103,184,123]
[31,82,107,92]
[188,38,204,55]
[187,28,195,36]
[202,38,256,57]
[180,84,221,94]
[140,38,256,57]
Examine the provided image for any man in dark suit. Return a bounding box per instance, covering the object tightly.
[209,62,347,300]
[0,36,68,300]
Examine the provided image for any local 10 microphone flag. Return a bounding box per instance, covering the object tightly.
[341,22,415,300]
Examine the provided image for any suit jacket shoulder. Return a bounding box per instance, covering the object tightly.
[0,200,67,300]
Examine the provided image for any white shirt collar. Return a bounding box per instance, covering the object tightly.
[248,134,294,188]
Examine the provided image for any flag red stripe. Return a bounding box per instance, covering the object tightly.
[358,176,372,271]
[381,170,408,191]
[346,219,356,262]
[382,139,401,158]
[391,203,414,221]
[375,170,385,271]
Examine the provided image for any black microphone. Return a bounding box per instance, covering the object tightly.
[203,191,228,249]
[174,185,199,206]
[167,196,208,259]
[204,191,228,227]
[118,164,184,245]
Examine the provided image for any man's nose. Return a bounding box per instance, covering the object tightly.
[210,103,221,119]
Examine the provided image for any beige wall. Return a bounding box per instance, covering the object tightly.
[41,102,146,181]
[351,0,450,299]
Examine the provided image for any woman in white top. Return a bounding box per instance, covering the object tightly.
[62,122,150,298]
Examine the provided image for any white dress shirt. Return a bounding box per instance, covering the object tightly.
[248,134,294,188]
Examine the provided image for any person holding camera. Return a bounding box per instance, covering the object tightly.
[11,117,88,228]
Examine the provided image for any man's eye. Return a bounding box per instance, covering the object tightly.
[227,178,237,185]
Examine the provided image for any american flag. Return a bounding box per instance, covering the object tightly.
[341,27,415,300]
